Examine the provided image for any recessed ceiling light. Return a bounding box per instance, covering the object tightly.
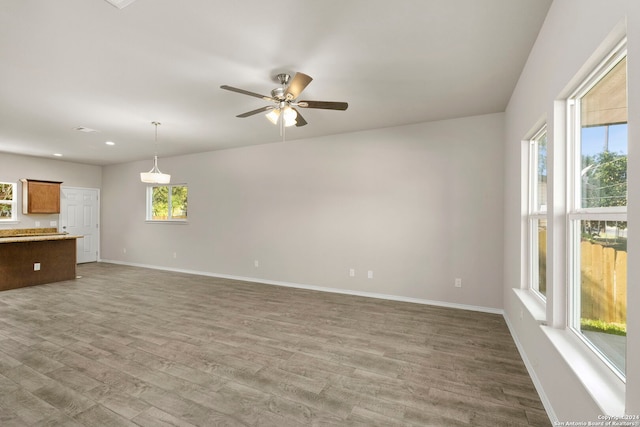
[53,153,63,157]
[73,126,99,133]
[105,141,115,146]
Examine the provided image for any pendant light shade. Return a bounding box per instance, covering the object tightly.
[140,122,171,184]
[140,155,171,184]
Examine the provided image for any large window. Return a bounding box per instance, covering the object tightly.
[146,184,188,222]
[568,42,627,377]
[0,182,17,221]
[528,126,548,298]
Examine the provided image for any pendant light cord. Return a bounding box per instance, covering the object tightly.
[152,121,161,156]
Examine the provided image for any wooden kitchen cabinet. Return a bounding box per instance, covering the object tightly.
[21,179,62,214]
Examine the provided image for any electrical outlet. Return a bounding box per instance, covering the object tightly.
[123,248,127,254]
[349,268,355,277]
[35,221,40,227]
[367,270,373,279]
[454,278,462,288]
[254,260,259,268]
[34,263,41,271]
[173,252,177,259]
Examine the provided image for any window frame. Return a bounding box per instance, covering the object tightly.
[566,40,627,380]
[145,183,188,223]
[527,125,548,300]
[0,181,18,222]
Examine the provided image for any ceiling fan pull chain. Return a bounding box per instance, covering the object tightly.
[280,114,285,140]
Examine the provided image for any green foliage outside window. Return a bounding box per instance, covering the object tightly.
[150,185,188,220]
[171,186,188,219]
[0,182,15,218]
[582,150,627,209]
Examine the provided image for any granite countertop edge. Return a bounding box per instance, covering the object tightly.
[0,234,83,244]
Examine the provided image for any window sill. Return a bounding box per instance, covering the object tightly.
[145,220,188,224]
[0,220,20,226]
[513,288,546,324]
[541,326,625,416]
[513,288,625,415]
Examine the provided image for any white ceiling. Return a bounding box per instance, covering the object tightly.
[0,0,552,166]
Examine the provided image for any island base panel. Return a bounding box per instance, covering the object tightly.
[0,239,77,291]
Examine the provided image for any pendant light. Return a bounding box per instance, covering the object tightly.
[140,121,171,184]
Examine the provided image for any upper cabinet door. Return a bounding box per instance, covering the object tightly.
[21,179,63,214]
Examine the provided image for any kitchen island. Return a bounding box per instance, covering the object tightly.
[0,228,83,291]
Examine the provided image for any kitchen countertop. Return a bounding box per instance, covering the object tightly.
[0,227,83,244]
[0,234,83,244]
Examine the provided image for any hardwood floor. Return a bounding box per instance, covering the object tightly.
[0,263,550,426]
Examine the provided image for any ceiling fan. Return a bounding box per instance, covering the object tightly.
[220,72,348,128]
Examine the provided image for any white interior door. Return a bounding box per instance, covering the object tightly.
[60,187,100,264]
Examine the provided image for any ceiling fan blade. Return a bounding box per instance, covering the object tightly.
[285,72,313,100]
[293,108,307,127]
[220,85,275,101]
[236,106,274,118]
[298,100,349,111]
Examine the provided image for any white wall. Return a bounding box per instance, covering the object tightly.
[0,152,102,229]
[101,113,505,310]
[504,0,639,420]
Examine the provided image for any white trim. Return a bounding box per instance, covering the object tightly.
[99,259,504,315]
[503,313,557,424]
[541,326,626,416]
[567,212,627,221]
[568,38,627,100]
[526,125,549,299]
[565,38,628,381]
[568,43,627,214]
[529,125,548,216]
[569,325,626,382]
[513,288,546,324]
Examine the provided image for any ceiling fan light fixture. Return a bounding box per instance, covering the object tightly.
[282,106,297,127]
[265,106,297,127]
[140,122,171,184]
[265,109,280,125]
[221,71,348,131]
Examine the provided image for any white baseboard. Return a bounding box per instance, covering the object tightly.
[98,259,503,315]
[503,313,558,424]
